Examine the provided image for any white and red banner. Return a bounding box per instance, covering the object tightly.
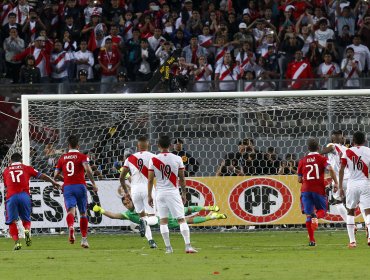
[0,177,364,229]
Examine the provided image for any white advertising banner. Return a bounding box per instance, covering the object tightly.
[0,180,132,229]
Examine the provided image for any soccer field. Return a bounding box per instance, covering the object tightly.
[0,231,368,280]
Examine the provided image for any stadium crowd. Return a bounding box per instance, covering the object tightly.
[0,0,369,90]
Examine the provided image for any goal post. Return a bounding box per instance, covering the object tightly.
[20,89,370,165]
[0,89,367,232]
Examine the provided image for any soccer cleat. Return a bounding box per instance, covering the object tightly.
[308,241,316,246]
[24,230,32,246]
[148,239,157,249]
[185,245,198,254]
[348,242,357,248]
[367,238,370,247]
[139,218,147,238]
[165,246,173,254]
[210,213,227,220]
[311,218,318,231]
[69,227,75,244]
[206,205,220,212]
[14,240,22,251]
[81,238,89,249]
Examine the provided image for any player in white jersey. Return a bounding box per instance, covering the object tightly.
[339,131,370,248]
[321,130,349,222]
[120,135,157,248]
[148,135,197,254]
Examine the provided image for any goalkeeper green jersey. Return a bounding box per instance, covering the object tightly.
[121,210,179,229]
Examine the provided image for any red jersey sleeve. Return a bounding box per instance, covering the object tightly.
[80,153,89,164]
[25,165,41,179]
[55,156,63,170]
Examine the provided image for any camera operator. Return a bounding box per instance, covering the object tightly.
[169,56,195,92]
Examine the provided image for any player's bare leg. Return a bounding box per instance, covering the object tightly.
[178,218,197,254]
[160,218,172,253]
[347,208,357,248]
[80,212,89,248]
[66,207,76,244]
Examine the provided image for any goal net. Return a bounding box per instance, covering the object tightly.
[0,90,368,232]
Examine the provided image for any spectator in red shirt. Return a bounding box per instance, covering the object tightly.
[286,49,314,90]
[138,14,155,39]
[98,37,120,92]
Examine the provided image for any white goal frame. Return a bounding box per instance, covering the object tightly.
[21,89,369,165]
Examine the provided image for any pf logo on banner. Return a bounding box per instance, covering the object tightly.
[229,178,293,223]
[184,180,215,217]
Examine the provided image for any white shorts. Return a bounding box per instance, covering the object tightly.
[333,179,348,201]
[346,182,370,210]
[156,191,185,220]
[131,192,155,215]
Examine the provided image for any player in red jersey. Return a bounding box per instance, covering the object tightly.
[3,153,60,250]
[298,138,338,246]
[54,135,98,248]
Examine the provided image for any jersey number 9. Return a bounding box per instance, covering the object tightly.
[66,161,75,176]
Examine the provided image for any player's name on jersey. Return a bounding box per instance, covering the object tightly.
[63,154,78,160]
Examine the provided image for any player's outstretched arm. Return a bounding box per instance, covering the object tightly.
[178,169,187,204]
[320,144,335,155]
[83,163,98,192]
[40,173,61,189]
[93,205,126,220]
[148,170,155,207]
[328,165,338,188]
[338,163,346,198]
[53,169,63,181]
[119,167,131,195]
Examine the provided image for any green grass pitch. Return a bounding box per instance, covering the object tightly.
[0,231,369,280]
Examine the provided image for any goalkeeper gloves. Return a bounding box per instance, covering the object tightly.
[93,205,105,214]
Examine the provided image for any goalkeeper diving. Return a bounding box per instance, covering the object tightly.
[93,196,227,243]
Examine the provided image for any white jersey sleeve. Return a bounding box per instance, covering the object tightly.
[327,143,349,179]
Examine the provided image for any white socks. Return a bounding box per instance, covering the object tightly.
[160,224,171,247]
[346,215,356,243]
[179,222,190,245]
[366,215,370,239]
[335,203,348,222]
[142,216,153,241]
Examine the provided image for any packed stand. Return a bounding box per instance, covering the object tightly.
[0,0,369,91]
